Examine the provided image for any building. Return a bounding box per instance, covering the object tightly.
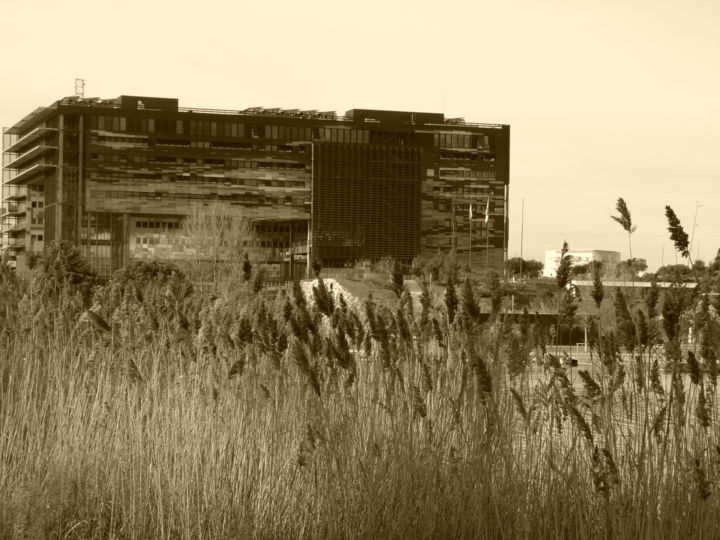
[543,249,621,278]
[2,95,510,276]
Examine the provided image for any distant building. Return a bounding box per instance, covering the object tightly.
[543,249,620,278]
[2,95,510,276]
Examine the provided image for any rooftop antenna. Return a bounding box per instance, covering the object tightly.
[74,78,85,99]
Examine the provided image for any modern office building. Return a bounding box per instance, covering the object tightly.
[2,94,510,276]
[543,249,621,278]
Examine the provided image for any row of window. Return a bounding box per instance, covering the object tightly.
[94,116,128,132]
[434,132,490,150]
[93,137,303,156]
[254,223,307,233]
[92,135,148,145]
[435,200,495,213]
[90,153,308,171]
[92,133,486,158]
[130,156,296,167]
[92,116,376,145]
[90,171,307,188]
[439,150,496,162]
[439,169,496,179]
[132,220,307,234]
[91,190,299,205]
[89,114,495,151]
[135,220,181,229]
[134,236,293,249]
[432,186,498,195]
[188,121,244,137]
[264,125,372,144]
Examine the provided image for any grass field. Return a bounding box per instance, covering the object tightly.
[1,243,720,539]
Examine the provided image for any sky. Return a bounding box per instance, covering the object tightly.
[1,0,718,272]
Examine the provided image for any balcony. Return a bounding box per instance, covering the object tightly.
[1,202,26,218]
[2,186,28,201]
[4,237,26,249]
[1,218,27,234]
[5,144,57,170]
[4,127,57,153]
[5,162,56,185]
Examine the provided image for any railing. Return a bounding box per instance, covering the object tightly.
[5,145,57,170]
[1,202,25,216]
[5,162,56,185]
[5,237,26,248]
[2,186,28,200]
[57,97,507,129]
[4,127,57,153]
[60,97,118,108]
[429,121,508,130]
[4,219,27,233]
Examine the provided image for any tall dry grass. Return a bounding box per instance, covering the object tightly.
[0,241,720,538]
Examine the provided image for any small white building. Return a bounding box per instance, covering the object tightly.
[543,249,621,278]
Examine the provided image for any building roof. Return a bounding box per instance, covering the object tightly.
[6,95,510,135]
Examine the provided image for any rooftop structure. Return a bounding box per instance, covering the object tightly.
[543,249,621,278]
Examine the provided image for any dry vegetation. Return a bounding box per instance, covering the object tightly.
[1,209,720,539]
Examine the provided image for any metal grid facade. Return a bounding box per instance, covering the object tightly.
[312,143,422,265]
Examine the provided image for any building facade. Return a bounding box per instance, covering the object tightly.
[2,95,510,276]
[543,249,621,278]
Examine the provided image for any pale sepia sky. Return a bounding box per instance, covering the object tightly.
[2,0,718,271]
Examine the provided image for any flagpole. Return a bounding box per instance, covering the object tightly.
[468,203,472,271]
[451,198,455,251]
[485,224,489,276]
[519,198,524,279]
[484,196,490,276]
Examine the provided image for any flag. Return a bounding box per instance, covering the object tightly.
[484,197,490,224]
[469,204,473,220]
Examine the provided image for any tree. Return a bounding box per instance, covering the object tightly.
[555,242,573,289]
[612,258,648,279]
[571,264,589,277]
[627,258,648,275]
[505,257,543,279]
[708,249,720,275]
[524,259,543,279]
[692,259,708,277]
[655,264,693,283]
[181,202,257,291]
